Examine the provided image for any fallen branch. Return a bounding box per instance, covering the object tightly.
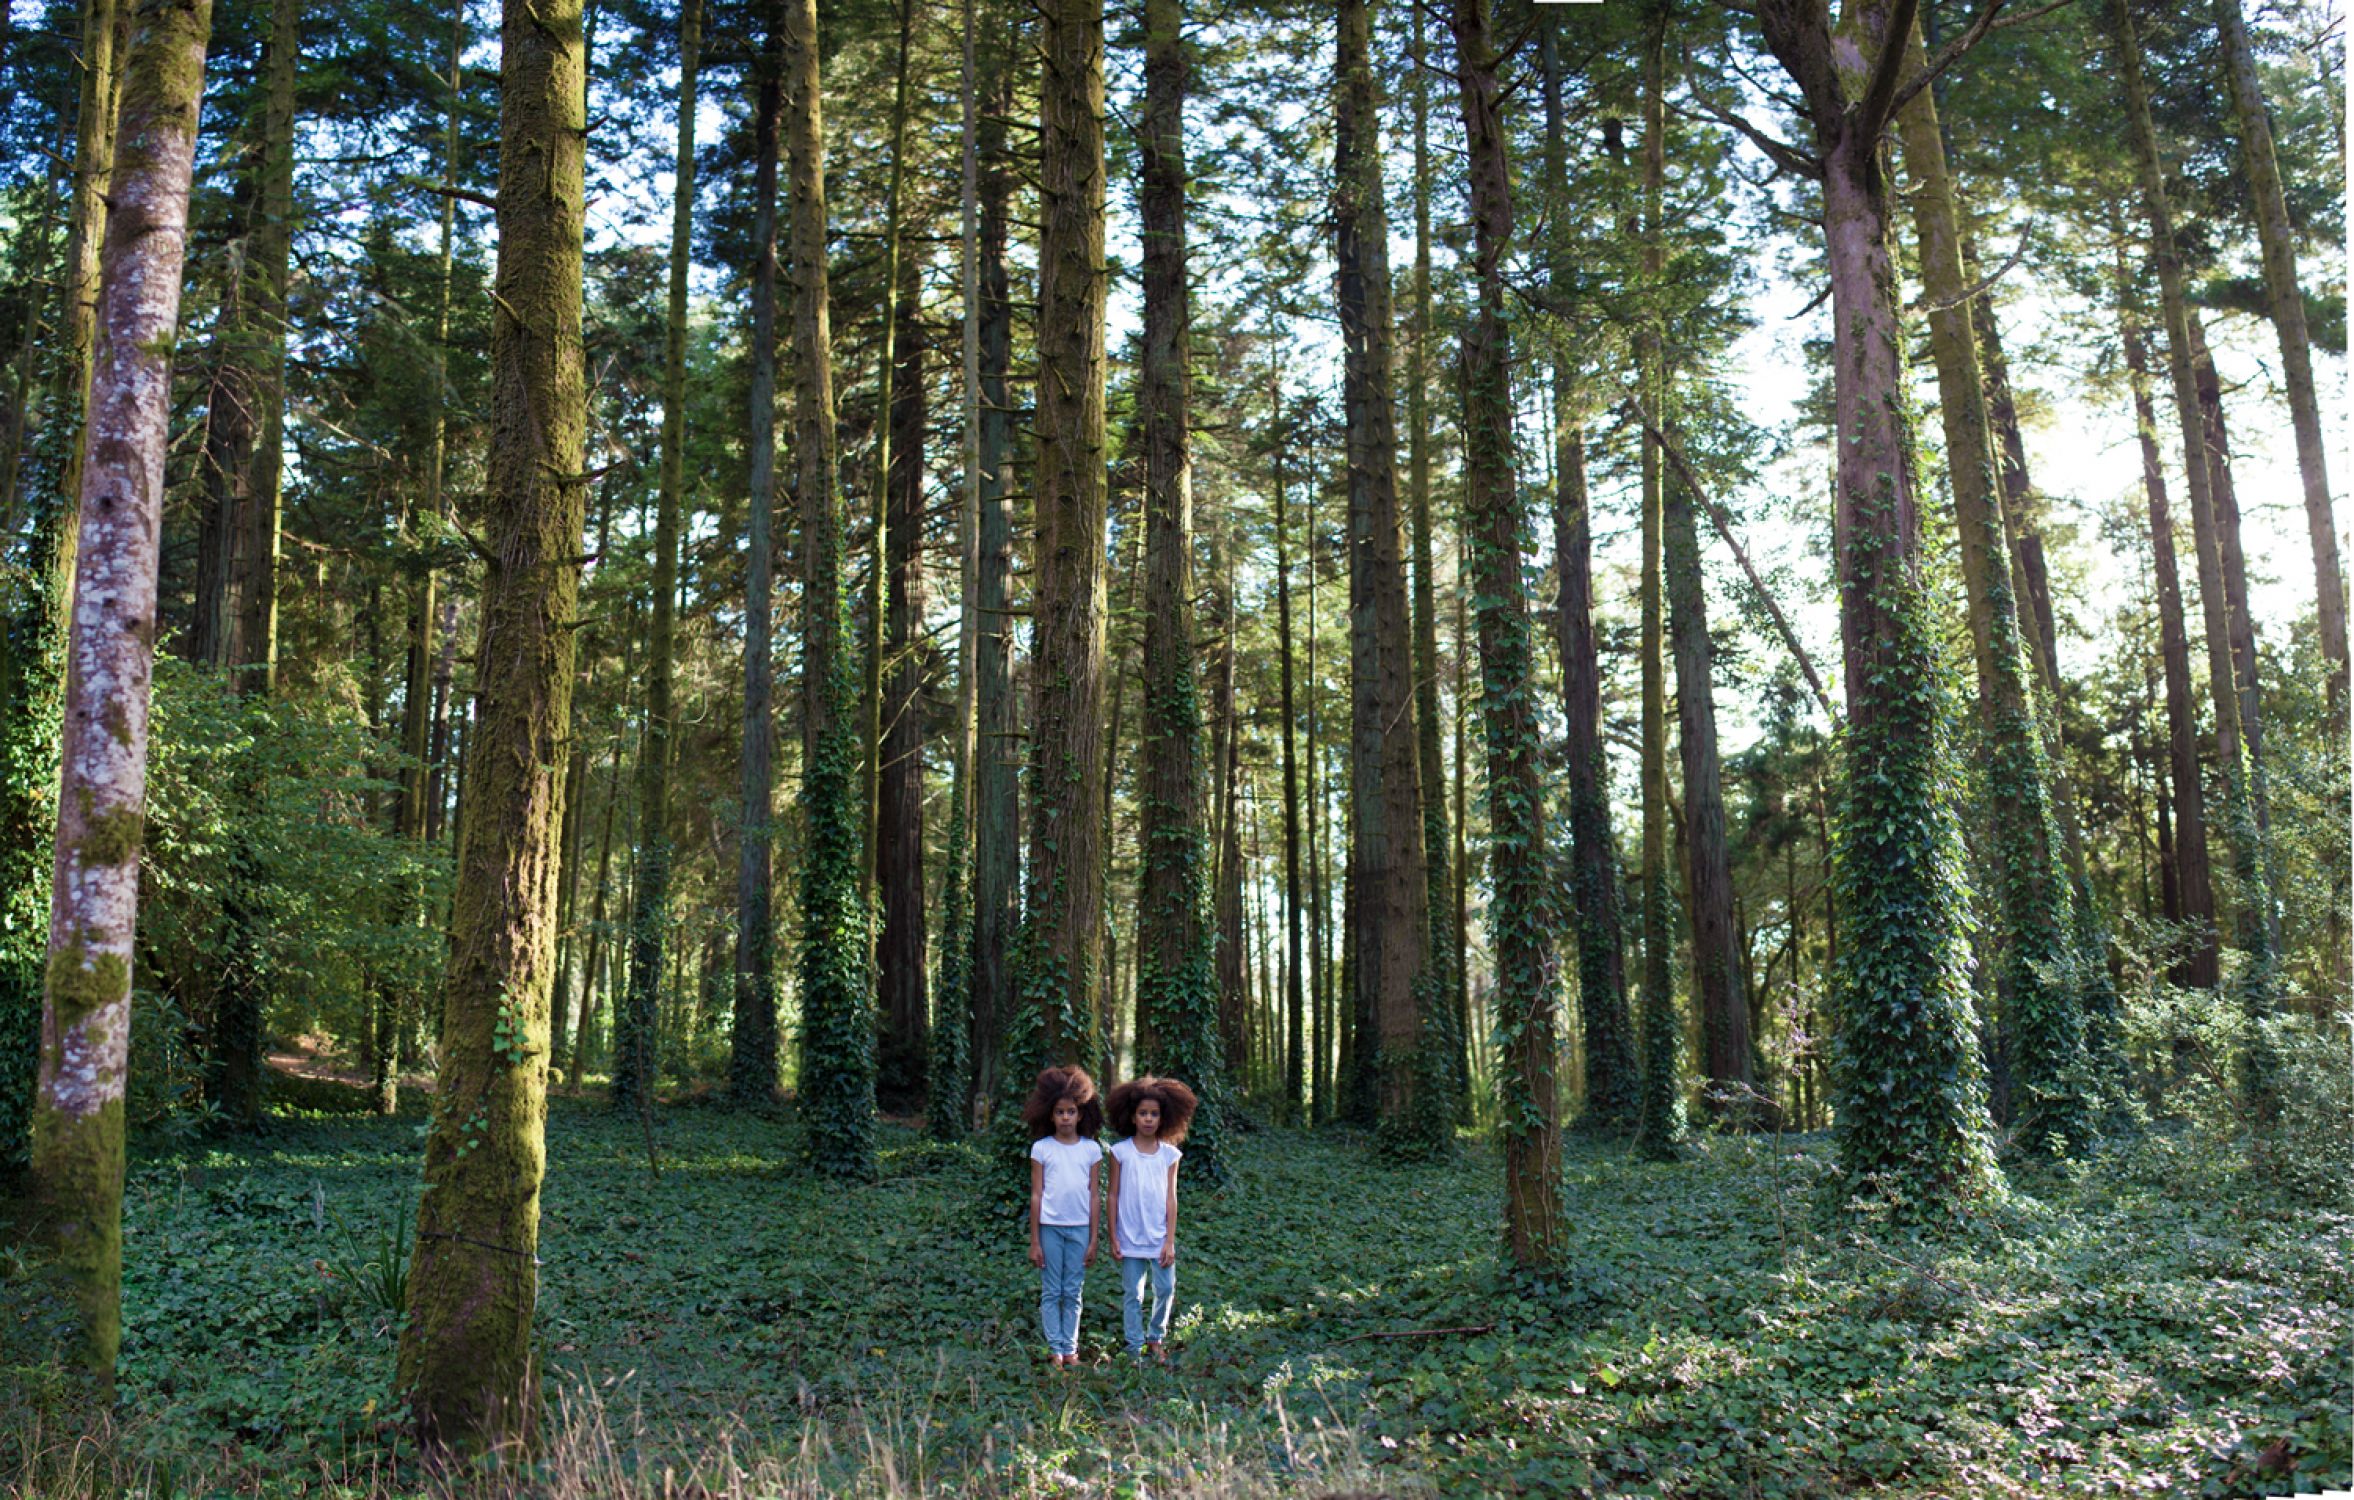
[1329,1323,1496,1347]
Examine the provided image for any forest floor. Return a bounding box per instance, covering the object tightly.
[33,1078,2352,1498]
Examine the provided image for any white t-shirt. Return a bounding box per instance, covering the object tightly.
[1030,1135,1102,1227]
[1110,1136,1181,1254]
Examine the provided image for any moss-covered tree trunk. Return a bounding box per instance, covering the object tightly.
[1335,0,1432,1145]
[877,250,929,1110]
[27,0,210,1391]
[1448,0,1561,1269]
[784,0,877,1173]
[732,0,783,1103]
[1133,0,1222,1164]
[1633,8,1681,1163]
[2211,0,2344,718]
[2,0,121,1176]
[966,11,1018,1119]
[1893,19,2081,1147]
[1539,20,1636,1135]
[1009,0,1109,1084]
[614,0,698,1115]
[393,0,584,1444]
[1757,0,1999,1207]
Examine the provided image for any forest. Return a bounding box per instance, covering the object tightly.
[0,0,2347,1491]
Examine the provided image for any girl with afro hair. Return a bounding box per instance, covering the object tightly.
[1022,1066,1104,1367]
[1102,1076,1196,1360]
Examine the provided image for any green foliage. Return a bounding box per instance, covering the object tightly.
[1829,582,2002,1212]
[799,696,876,1179]
[44,1101,2349,1496]
[1635,865,1685,1161]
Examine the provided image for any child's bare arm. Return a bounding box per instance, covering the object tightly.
[1028,1159,1045,1267]
[1105,1155,1124,1258]
[1159,1160,1179,1267]
[1084,1162,1100,1263]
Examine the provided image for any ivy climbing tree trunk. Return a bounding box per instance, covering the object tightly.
[1,0,120,1176]
[877,251,929,1111]
[2211,0,2345,720]
[1010,0,1110,1087]
[1633,8,1681,1163]
[1894,17,2081,1147]
[615,0,699,1116]
[1448,0,1562,1269]
[27,0,210,1392]
[1133,0,1222,1171]
[784,0,877,1175]
[732,0,783,1103]
[1756,0,1999,1206]
[1335,0,1432,1145]
[395,0,584,1444]
[1540,19,1636,1135]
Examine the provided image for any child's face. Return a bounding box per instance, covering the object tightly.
[1053,1098,1080,1135]
[1135,1099,1162,1137]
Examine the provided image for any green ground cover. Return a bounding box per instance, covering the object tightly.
[39,1093,2354,1496]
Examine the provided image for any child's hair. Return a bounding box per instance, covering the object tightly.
[1105,1076,1198,1146]
[1021,1065,1104,1140]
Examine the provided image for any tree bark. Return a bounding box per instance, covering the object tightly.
[966,13,1018,1118]
[1275,391,1305,1122]
[1757,0,1999,1203]
[784,0,878,1173]
[394,0,584,1443]
[877,250,930,1111]
[1540,19,1637,1136]
[1633,10,1680,1163]
[2112,0,2278,1058]
[615,0,699,1115]
[1894,17,2081,1145]
[1133,0,1222,1161]
[733,0,784,1103]
[1011,0,1110,1082]
[2212,0,2345,717]
[1448,0,1561,1268]
[1,0,121,1176]
[2117,271,2219,990]
[28,0,209,1391]
[1335,0,1431,1142]
[862,0,918,911]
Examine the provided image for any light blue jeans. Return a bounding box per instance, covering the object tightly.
[1037,1224,1088,1356]
[1119,1255,1175,1352]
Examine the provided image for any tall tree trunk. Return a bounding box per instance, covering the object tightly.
[395,0,584,1442]
[1211,528,1248,1077]
[877,252,930,1110]
[615,0,699,1115]
[1757,0,1999,1204]
[1133,0,1223,1166]
[862,0,917,909]
[1275,388,1305,1122]
[967,15,1018,1118]
[2212,0,2345,717]
[1448,0,1561,1267]
[1,0,121,1176]
[27,0,209,1391]
[1540,19,1637,1135]
[1335,0,1431,1143]
[733,0,784,1103]
[1306,438,1330,1123]
[1012,0,1110,1083]
[784,0,877,1174]
[2112,0,2278,1108]
[929,0,984,1139]
[1633,11,1681,1163]
[204,0,300,1130]
[1894,19,2081,1146]
[1407,0,1463,1131]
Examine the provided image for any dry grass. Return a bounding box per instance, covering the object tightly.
[5,1371,1404,1499]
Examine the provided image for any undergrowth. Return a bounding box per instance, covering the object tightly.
[4,1094,2346,1497]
